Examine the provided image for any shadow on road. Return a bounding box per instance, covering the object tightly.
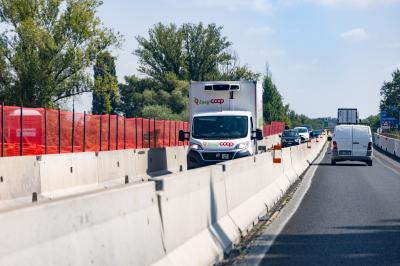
[312,162,367,167]
[238,220,400,266]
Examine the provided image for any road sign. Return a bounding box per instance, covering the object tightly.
[323,120,329,128]
[381,111,399,128]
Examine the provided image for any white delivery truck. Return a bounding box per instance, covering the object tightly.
[179,81,264,169]
[337,108,359,125]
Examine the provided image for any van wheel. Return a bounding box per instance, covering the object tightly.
[331,160,336,165]
[367,161,373,166]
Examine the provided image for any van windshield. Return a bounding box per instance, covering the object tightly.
[192,116,248,140]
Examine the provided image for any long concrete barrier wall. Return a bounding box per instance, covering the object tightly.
[0,134,281,203]
[0,145,188,202]
[374,133,400,158]
[0,182,166,266]
[0,135,326,266]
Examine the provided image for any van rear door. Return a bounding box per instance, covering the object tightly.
[352,126,370,157]
[335,126,353,155]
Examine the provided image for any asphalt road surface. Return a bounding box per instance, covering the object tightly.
[247,149,400,266]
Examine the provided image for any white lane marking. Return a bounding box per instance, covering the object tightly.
[373,151,400,176]
[237,144,328,266]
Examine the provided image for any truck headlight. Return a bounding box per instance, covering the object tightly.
[235,142,249,150]
[189,143,203,150]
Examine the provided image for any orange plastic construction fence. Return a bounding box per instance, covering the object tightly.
[263,121,285,137]
[0,105,189,157]
[0,105,284,157]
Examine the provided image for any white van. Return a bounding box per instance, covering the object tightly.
[331,125,373,166]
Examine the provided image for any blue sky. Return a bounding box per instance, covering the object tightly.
[75,0,400,118]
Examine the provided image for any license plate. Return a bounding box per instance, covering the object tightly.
[339,150,352,156]
[221,154,230,160]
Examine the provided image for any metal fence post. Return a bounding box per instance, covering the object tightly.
[83,112,86,152]
[44,108,47,154]
[135,118,138,149]
[153,118,156,148]
[124,116,126,150]
[163,120,165,148]
[169,120,171,147]
[148,118,151,148]
[58,108,61,154]
[108,114,111,151]
[175,120,177,146]
[1,103,4,157]
[116,115,119,150]
[20,106,23,156]
[72,107,75,153]
[141,118,144,149]
[99,114,102,152]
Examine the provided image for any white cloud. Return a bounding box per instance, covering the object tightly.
[247,26,275,35]
[340,28,370,41]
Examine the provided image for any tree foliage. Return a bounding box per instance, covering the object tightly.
[380,69,400,119]
[262,69,285,123]
[118,73,189,120]
[135,22,258,83]
[0,0,120,107]
[362,114,380,132]
[92,51,119,114]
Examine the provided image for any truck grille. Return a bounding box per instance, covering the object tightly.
[202,152,235,161]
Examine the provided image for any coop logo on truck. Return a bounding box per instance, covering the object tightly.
[194,97,225,105]
[203,142,234,148]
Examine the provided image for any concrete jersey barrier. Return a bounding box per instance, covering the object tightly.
[374,133,400,158]
[0,182,165,266]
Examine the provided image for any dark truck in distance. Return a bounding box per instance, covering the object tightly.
[280,129,301,147]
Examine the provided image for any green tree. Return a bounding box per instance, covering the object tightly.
[118,75,159,117]
[92,51,119,114]
[118,74,189,120]
[141,105,178,120]
[380,69,400,119]
[262,69,285,123]
[135,23,185,82]
[135,22,258,83]
[363,114,380,132]
[181,23,232,81]
[0,0,121,107]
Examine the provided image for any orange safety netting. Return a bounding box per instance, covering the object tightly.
[263,121,285,137]
[0,105,282,157]
[0,105,190,157]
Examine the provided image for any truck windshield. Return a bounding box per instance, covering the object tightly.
[192,116,248,139]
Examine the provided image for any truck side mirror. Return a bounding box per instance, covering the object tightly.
[179,130,189,142]
[256,129,263,141]
[327,136,332,141]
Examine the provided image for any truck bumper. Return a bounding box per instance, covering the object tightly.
[187,149,251,169]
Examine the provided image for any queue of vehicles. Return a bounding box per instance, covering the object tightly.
[281,126,325,148]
